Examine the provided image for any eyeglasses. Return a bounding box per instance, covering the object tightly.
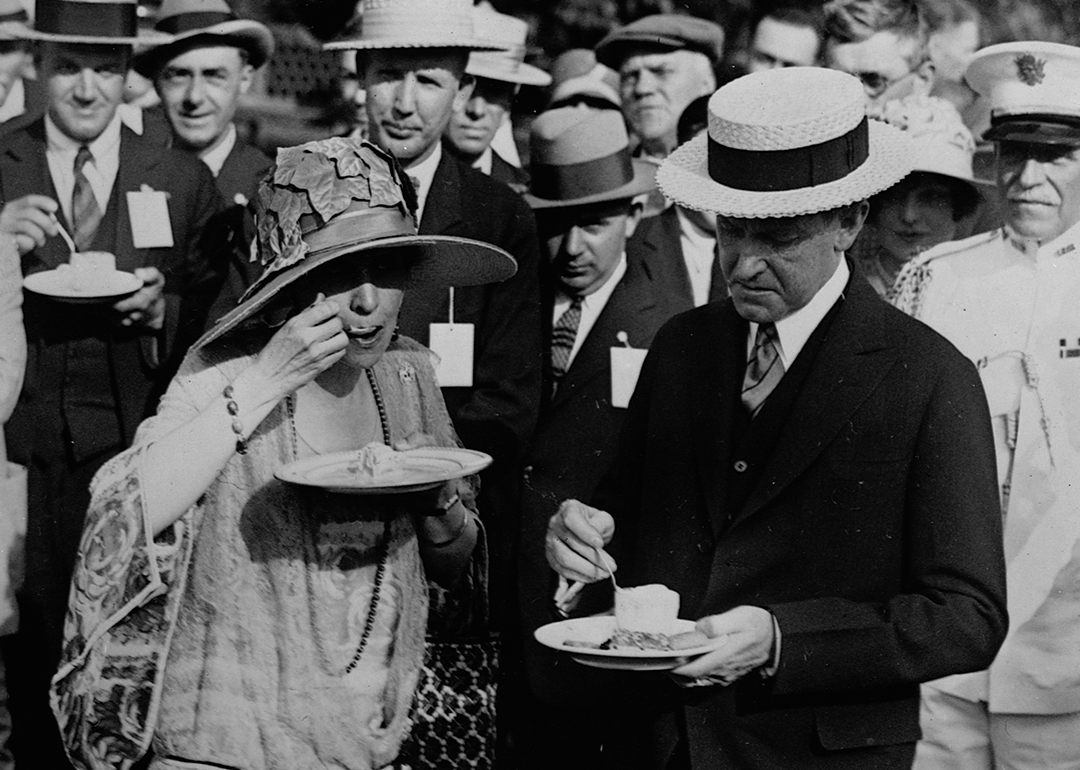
[852,56,929,100]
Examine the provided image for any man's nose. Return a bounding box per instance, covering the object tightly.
[464,94,486,119]
[74,68,95,100]
[184,74,206,106]
[351,282,379,314]
[633,69,658,95]
[1016,157,1046,188]
[392,74,418,115]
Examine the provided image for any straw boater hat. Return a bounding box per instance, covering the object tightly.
[26,0,143,44]
[525,107,655,210]
[966,41,1080,146]
[658,67,912,219]
[871,93,991,190]
[0,0,31,41]
[195,138,516,349]
[132,0,274,77]
[324,0,503,53]
[466,6,550,88]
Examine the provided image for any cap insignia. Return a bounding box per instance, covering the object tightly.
[1015,53,1047,86]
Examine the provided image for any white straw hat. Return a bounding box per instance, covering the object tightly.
[0,0,31,41]
[466,6,550,87]
[658,67,913,219]
[324,0,503,53]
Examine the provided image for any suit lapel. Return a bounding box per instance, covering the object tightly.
[112,127,162,271]
[2,120,69,270]
[699,302,746,536]
[732,275,898,528]
[419,152,466,236]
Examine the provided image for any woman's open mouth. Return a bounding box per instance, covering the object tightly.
[346,325,382,345]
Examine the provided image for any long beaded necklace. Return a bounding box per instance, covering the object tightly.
[288,366,392,675]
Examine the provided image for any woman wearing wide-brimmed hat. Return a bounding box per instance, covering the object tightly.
[51,138,515,770]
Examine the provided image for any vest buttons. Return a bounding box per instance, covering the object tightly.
[733,460,748,473]
[697,539,713,554]
[522,465,533,482]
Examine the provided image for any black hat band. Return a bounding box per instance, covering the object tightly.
[156,11,235,34]
[708,116,869,192]
[530,149,634,201]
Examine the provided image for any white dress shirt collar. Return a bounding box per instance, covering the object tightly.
[553,254,628,368]
[0,78,25,124]
[749,257,850,369]
[676,206,717,308]
[46,110,124,225]
[200,123,237,178]
[472,146,494,176]
[405,141,442,225]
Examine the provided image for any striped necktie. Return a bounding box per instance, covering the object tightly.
[72,145,103,251]
[551,296,583,385]
[741,322,785,417]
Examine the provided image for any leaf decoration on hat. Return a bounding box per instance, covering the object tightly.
[1015,53,1047,87]
[870,93,974,156]
[251,138,414,279]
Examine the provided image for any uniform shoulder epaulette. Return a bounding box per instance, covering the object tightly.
[914,228,1002,268]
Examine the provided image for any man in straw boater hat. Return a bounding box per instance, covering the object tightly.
[134,0,275,327]
[891,42,1080,770]
[544,67,1007,770]
[325,0,543,632]
[0,0,222,763]
[509,106,688,770]
[0,0,39,128]
[444,5,550,190]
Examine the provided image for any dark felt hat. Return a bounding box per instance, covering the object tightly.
[594,14,725,69]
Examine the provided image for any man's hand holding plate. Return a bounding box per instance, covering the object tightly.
[671,605,775,687]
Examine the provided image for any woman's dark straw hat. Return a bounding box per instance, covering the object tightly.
[194,138,516,350]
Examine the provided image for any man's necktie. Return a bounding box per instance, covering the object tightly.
[72,145,102,251]
[551,296,583,385]
[741,322,785,417]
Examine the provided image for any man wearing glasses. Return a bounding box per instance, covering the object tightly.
[822,0,934,108]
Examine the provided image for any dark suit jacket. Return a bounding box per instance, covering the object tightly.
[489,150,529,193]
[583,268,1008,769]
[517,242,689,688]
[396,150,543,622]
[201,136,273,327]
[634,204,725,312]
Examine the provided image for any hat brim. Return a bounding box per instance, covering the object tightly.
[658,120,914,219]
[467,60,551,87]
[323,36,504,52]
[983,120,1080,147]
[0,22,32,41]
[21,30,143,44]
[194,233,516,350]
[524,159,656,209]
[133,21,274,76]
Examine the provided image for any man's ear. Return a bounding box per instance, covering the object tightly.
[624,199,645,241]
[238,63,254,94]
[834,200,869,253]
[453,73,475,113]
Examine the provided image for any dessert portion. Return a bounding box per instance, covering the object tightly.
[615,583,679,634]
[344,442,404,481]
[58,251,119,293]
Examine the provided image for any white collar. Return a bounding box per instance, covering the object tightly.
[1004,219,1080,260]
[200,123,238,177]
[46,108,123,157]
[559,253,628,311]
[405,142,442,223]
[472,146,494,176]
[750,257,849,369]
[0,78,25,124]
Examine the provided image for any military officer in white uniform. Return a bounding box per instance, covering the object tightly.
[893,41,1080,770]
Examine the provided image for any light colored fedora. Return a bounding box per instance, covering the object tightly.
[547,48,620,109]
[466,6,550,87]
[26,0,143,44]
[525,107,656,210]
[133,0,274,77]
[196,137,516,350]
[871,93,991,189]
[658,67,912,219]
[966,41,1080,146]
[0,0,31,41]
[324,0,503,53]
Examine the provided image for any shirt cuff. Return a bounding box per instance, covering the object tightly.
[760,613,781,678]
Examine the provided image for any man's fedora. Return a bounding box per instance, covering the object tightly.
[133,0,274,77]
[966,41,1080,146]
[26,0,144,45]
[324,0,503,53]
[658,67,912,219]
[0,0,31,41]
[466,6,550,88]
[525,107,656,210]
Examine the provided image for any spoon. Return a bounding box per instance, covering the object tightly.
[594,545,621,594]
[51,214,77,255]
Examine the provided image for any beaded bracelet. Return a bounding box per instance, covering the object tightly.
[423,510,472,548]
[223,384,246,455]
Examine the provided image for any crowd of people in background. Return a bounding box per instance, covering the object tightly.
[0,0,1078,768]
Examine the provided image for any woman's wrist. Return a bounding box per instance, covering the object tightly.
[417,504,472,547]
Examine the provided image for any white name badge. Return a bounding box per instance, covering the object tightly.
[126,189,174,248]
[430,323,474,387]
[610,346,647,408]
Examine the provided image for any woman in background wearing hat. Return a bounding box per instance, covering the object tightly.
[852,95,987,297]
[50,139,515,770]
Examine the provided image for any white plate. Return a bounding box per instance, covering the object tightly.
[24,269,143,303]
[534,616,725,671]
[275,446,492,494]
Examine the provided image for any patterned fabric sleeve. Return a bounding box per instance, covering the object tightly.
[50,349,238,770]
